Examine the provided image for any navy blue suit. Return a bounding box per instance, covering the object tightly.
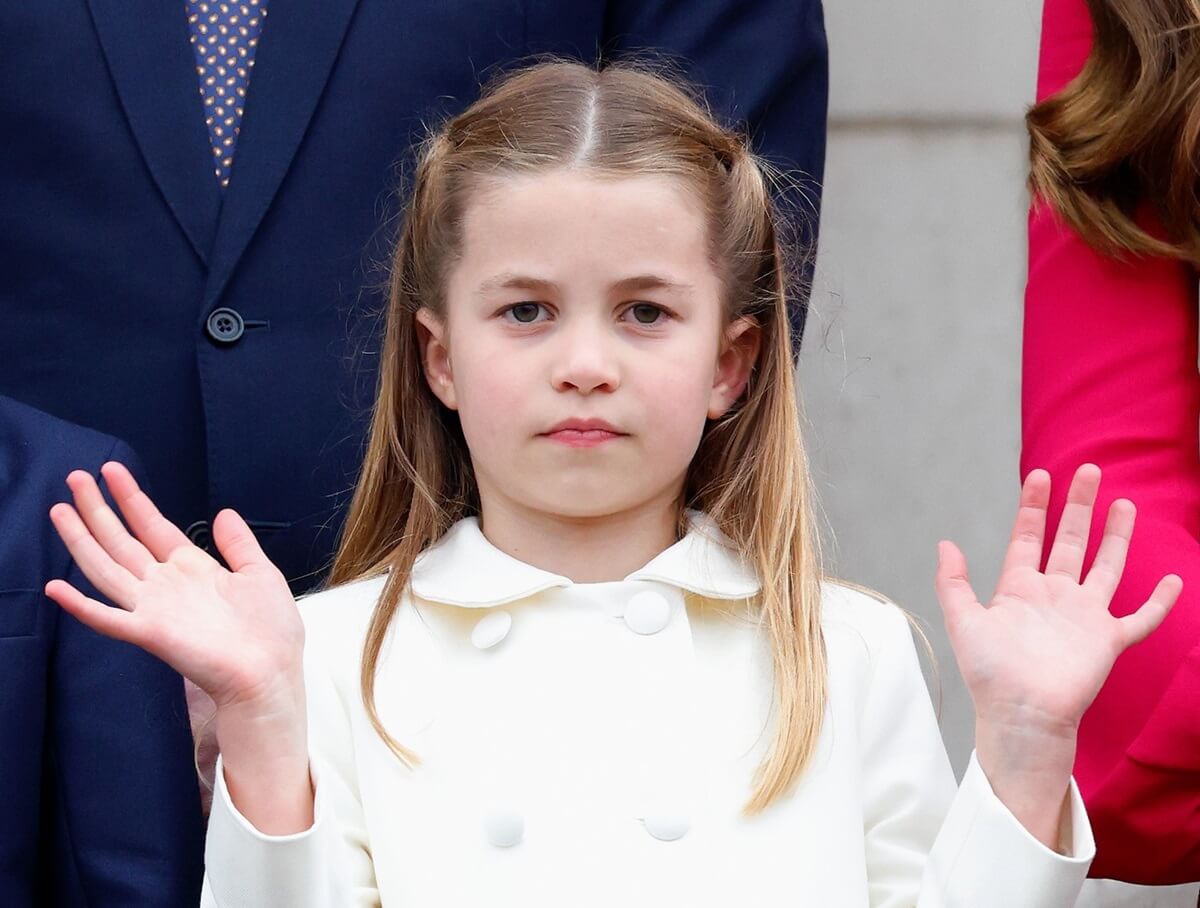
[0,395,204,906]
[0,0,827,597]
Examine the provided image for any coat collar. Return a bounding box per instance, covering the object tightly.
[408,510,761,608]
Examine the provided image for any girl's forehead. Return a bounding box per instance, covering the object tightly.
[455,170,714,281]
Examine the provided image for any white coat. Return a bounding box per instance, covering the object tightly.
[200,511,1095,907]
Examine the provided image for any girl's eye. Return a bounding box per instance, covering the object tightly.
[501,302,668,326]
[627,303,666,326]
[504,302,546,324]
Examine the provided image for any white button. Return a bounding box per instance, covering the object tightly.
[623,590,672,635]
[471,610,512,649]
[643,813,690,841]
[483,809,524,847]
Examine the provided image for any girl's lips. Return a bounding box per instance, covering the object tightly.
[543,428,624,447]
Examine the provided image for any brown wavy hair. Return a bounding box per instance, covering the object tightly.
[323,57,827,813]
[1026,0,1200,264]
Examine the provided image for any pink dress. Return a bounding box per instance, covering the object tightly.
[1025,0,1200,883]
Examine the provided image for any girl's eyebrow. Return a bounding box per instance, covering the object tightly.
[476,272,694,295]
[476,273,558,296]
[614,274,695,295]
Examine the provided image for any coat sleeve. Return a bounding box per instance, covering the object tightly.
[855,601,1094,907]
[48,439,205,906]
[600,0,827,351]
[1025,0,1200,882]
[201,621,379,907]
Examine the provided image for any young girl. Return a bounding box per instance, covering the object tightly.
[46,60,1181,907]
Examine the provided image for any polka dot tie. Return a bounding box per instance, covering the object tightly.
[185,0,269,190]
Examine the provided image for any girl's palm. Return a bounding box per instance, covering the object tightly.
[936,465,1182,731]
[44,462,303,710]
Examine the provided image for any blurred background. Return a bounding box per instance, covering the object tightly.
[801,0,1044,772]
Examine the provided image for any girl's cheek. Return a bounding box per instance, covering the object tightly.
[640,373,711,440]
[457,350,523,403]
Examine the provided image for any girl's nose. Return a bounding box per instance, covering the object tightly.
[549,330,621,395]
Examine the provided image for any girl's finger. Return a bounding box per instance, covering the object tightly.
[1082,498,1137,599]
[934,539,980,630]
[212,508,273,574]
[48,502,140,607]
[99,461,193,562]
[1043,464,1101,583]
[65,469,156,580]
[998,470,1052,576]
[44,578,142,645]
[1118,575,1183,648]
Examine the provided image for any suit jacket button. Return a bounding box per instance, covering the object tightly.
[205,307,245,344]
[185,519,211,551]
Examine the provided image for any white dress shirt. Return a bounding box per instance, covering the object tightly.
[201,510,1095,907]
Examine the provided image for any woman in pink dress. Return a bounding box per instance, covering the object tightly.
[1025,0,1200,903]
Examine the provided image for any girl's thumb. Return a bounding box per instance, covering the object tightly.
[933,539,976,626]
[211,508,269,573]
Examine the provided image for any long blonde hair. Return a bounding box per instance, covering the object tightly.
[325,58,826,814]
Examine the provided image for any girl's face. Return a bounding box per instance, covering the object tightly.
[417,170,759,523]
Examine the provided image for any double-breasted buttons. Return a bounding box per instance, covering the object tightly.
[642,813,691,842]
[205,307,245,344]
[483,809,524,847]
[628,590,689,840]
[483,809,690,846]
[484,811,690,846]
[468,586,687,848]
[623,590,672,635]
[471,611,512,649]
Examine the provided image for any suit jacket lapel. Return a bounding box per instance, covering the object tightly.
[87,0,223,266]
[201,0,362,309]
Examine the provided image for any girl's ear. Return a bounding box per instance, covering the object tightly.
[708,316,761,419]
[415,307,459,411]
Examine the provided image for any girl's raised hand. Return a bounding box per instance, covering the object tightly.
[936,464,1181,736]
[935,464,1182,846]
[44,461,305,712]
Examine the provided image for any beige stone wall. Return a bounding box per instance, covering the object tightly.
[800,1,1044,771]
